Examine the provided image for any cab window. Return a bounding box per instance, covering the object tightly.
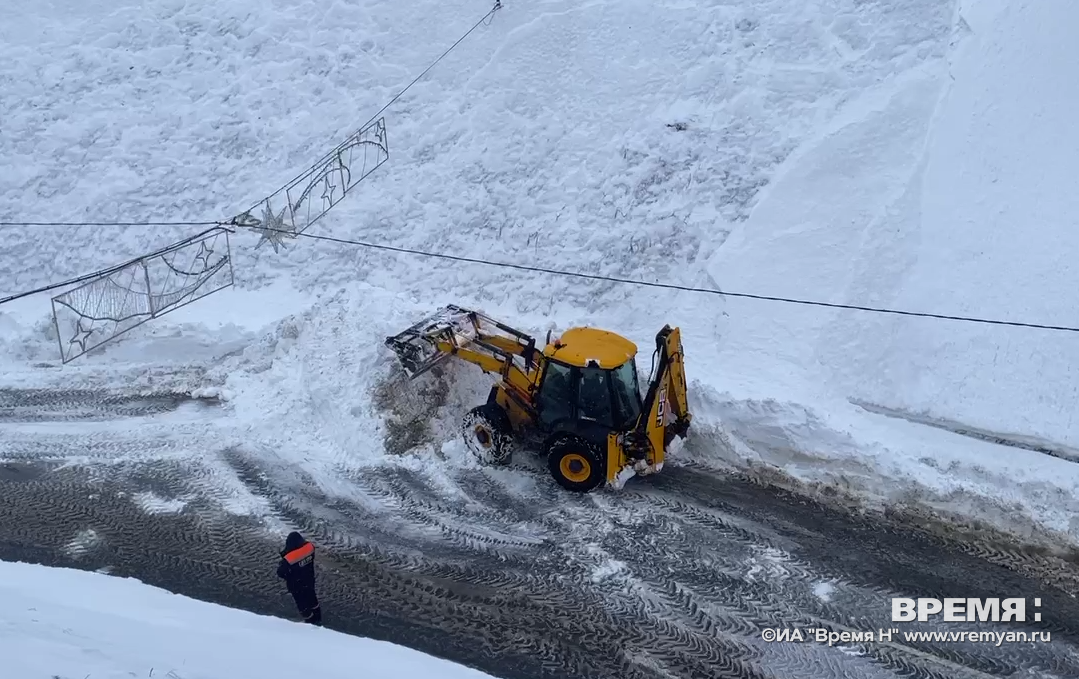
[577,366,613,428]
[537,361,575,427]
[610,360,641,427]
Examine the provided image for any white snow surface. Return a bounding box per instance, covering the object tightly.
[3,0,1079,552]
[0,560,496,679]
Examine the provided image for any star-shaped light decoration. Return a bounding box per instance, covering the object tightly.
[371,119,387,149]
[68,317,95,354]
[193,241,215,272]
[252,200,295,254]
[320,174,337,207]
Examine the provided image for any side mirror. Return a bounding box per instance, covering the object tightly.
[545,329,552,346]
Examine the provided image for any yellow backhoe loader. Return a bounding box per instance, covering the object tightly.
[384,305,691,492]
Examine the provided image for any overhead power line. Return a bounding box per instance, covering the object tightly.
[270,225,1079,335]
[1,217,1076,335]
[0,220,221,227]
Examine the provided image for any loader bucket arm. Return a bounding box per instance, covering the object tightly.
[635,325,691,468]
[385,305,540,386]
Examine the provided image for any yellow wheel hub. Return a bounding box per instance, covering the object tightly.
[474,425,493,448]
[559,453,591,483]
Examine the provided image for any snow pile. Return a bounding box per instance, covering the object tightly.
[690,388,1079,547]
[2,0,1079,553]
[700,0,1079,549]
[869,0,1079,443]
[0,560,497,679]
[710,0,1079,444]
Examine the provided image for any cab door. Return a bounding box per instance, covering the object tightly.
[535,361,577,430]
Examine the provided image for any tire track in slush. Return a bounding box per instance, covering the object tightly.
[638,467,1079,677]
[586,503,942,679]
[0,388,230,466]
[0,388,221,422]
[1,447,1079,679]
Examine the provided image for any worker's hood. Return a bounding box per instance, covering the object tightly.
[283,531,305,553]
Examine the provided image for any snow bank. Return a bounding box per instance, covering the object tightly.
[688,385,1079,548]
[710,0,1079,444]
[0,559,496,679]
[700,0,1079,551]
[869,0,1079,444]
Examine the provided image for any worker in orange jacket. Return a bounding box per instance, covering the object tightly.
[276,531,322,625]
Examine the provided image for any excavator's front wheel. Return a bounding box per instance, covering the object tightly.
[461,403,513,465]
[546,435,604,493]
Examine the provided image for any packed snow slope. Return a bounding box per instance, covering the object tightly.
[0,559,497,679]
[2,0,1079,552]
[703,0,1079,545]
[709,0,1079,450]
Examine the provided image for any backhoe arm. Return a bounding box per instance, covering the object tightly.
[660,326,691,441]
[635,325,691,467]
[431,341,522,379]
[385,305,541,394]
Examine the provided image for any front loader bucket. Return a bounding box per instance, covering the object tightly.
[384,305,479,379]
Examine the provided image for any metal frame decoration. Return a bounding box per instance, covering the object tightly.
[38,115,388,364]
[230,117,389,250]
[50,228,235,363]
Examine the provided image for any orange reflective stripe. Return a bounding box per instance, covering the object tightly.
[284,542,314,564]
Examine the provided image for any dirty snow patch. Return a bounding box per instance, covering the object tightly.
[133,491,188,515]
[64,528,103,558]
[591,559,630,584]
[813,581,836,603]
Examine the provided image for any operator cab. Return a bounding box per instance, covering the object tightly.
[535,328,643,432]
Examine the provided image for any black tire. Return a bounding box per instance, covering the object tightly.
[461,403,513,465]
[546,435,604,492]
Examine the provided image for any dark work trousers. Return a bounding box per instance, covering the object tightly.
[292,587,322,625]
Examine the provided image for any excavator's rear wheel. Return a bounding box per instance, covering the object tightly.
[461,403,513,465]
[546,435,604,493]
